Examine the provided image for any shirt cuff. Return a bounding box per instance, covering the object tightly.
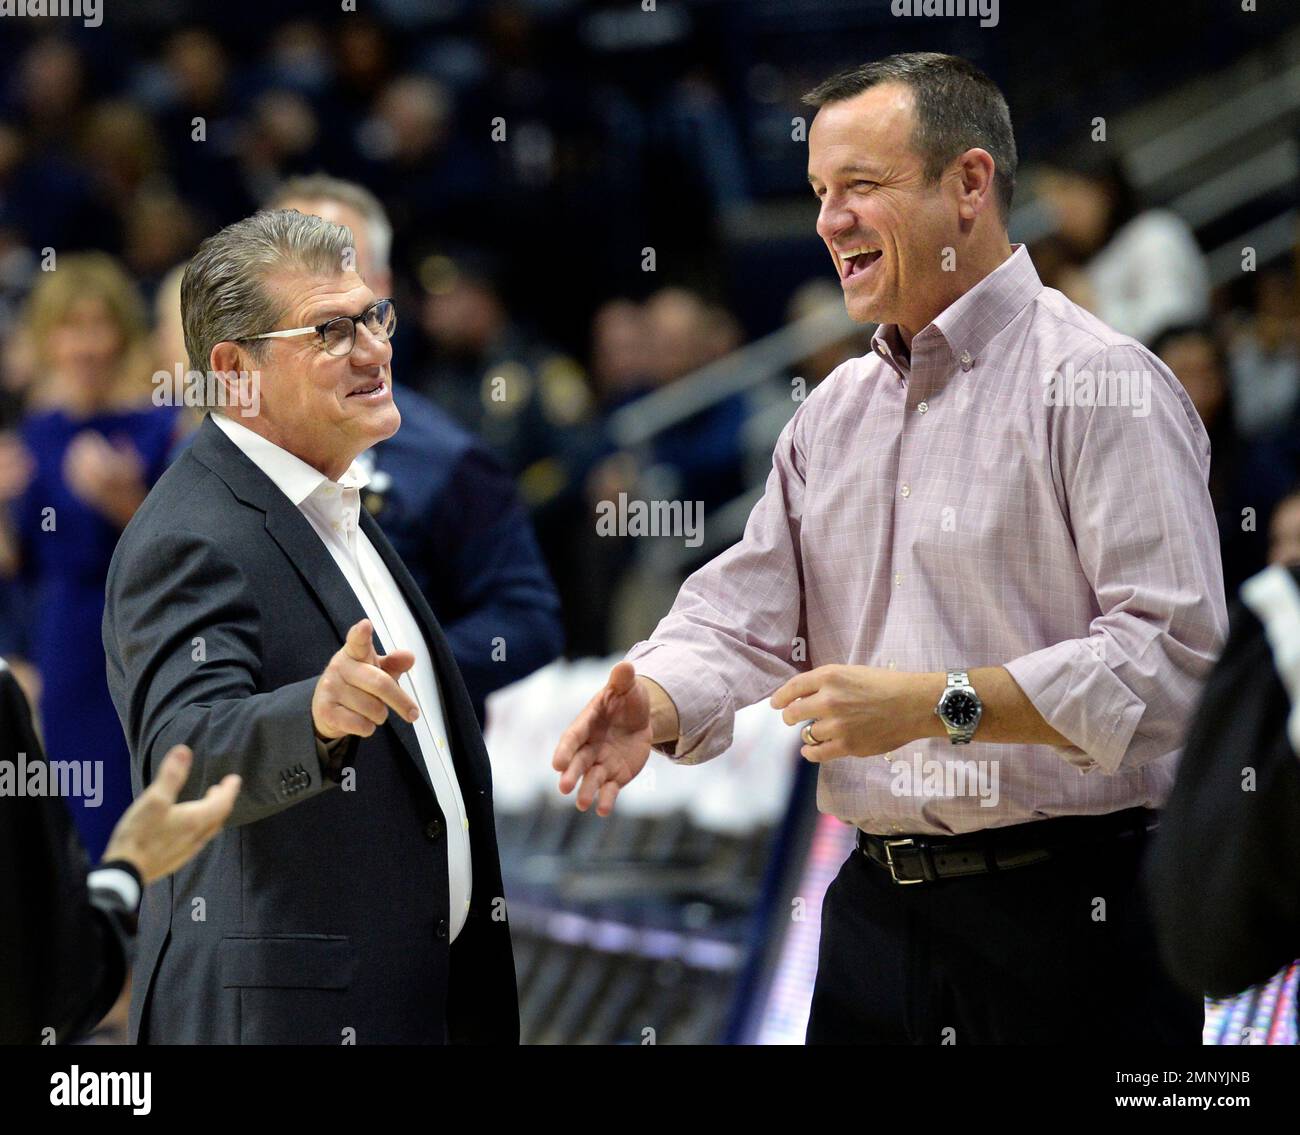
[624,641,733,765]
[89,861,143,915]
[315,733,357,783]
[1003,641,1146,774]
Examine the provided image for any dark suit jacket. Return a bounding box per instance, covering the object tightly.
[1145,565,1300,999]
[0,664,135,1044]
[102,415,518,1044]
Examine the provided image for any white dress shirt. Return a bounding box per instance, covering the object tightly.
[212,411,472,940]
[1085,209,1210,344]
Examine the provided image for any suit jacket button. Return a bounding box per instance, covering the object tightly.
[424,818,443,841]
[435,919,448,940]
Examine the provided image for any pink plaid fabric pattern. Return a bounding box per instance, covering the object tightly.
[625,245,1228,836]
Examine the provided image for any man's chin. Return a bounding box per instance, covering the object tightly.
[372,403,401,441]
[349,400,401,444]
[843,292,884,326]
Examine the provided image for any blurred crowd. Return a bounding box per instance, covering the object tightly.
[1028,152,1300,595]
[0,13,1298,871]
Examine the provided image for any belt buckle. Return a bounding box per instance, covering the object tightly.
[883,837,925,885]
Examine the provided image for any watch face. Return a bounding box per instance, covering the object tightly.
[943,691,980,727]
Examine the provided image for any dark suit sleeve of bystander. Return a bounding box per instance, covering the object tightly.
[1146,591,1300,999]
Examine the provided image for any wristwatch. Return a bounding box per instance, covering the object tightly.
[935,669,982,744]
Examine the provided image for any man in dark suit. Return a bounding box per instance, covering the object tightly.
[266,175,564,726]
[1,658,239,1044]
[103,209,518,1044]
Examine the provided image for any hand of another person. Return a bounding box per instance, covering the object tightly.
[102,744,241,884]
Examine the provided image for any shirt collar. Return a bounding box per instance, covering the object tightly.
[869,243,1043,374]
[210,412,370,508]
[869,322,912,378]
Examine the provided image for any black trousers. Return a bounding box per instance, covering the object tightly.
[806,824,1203,1044]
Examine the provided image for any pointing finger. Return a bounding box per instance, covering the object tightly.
[342,661,419,723]
[377,650,415,678]
[343,619,374,663]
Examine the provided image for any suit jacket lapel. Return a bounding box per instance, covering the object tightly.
[189,417,439,798]
[192,419,352,625]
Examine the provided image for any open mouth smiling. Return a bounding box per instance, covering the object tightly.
[346,376,388,400]
[838,245,883,281]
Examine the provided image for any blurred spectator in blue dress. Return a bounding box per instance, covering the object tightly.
[0,254,180,860]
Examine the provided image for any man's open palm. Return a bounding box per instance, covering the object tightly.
[552,661,653,816]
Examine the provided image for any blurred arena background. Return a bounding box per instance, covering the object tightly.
[1,0,1299,1044]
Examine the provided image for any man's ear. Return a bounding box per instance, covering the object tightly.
[209,341,249,405]
[955,148,998,221]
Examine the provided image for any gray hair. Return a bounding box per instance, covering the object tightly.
[265,173,393,277]
[181,209,355,372]
[804,52,1017,221]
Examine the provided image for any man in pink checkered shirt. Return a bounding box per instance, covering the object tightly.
[552,52,1227,1044]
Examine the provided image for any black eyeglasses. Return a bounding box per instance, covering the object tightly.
[240,297,397,357]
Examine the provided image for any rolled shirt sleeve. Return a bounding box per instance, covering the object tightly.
[1004,344,1229,774]
[624,400,813,764]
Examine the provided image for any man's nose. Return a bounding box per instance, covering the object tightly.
[351,321,392,365]
[816,198,855,243]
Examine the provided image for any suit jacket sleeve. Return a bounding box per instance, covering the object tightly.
[1145,591,1300,998]
[104,525,346,829]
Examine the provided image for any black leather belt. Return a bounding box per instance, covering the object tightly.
[856,807,1158,885]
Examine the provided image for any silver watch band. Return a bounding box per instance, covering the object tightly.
[938,669,979,744]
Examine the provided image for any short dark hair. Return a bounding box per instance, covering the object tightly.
[804,52,1017,220]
